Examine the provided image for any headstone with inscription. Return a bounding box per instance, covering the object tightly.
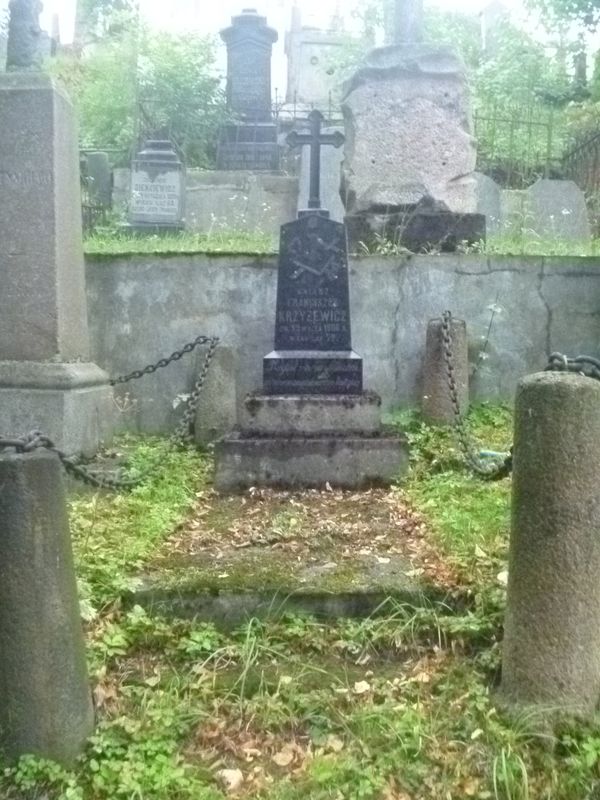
[0,7,113,452]
[264,112,359,394]
[128,139,185,231]
[217,9,280,172]
[214,110,407,491]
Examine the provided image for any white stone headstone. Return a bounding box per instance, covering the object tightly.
[129,140,185,230]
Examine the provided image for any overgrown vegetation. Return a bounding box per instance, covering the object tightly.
[53,20,225,166]
[2,410,600,798]
[84,229,275,256]
[82,227,600,257]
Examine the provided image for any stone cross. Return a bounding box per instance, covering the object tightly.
[287,110,344,211]
[6,0,43,72]
[393,0,424,44]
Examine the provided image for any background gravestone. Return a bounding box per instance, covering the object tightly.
[217,9,279,172]
[498,179,591,243]
[128,139,185,231]
[527,178,591,242]
[473,172,502,236]
[84,151,112,208]
[285,5,348,107]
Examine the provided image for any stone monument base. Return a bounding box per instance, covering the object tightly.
[0,362,114,456]
[214,392,408,491]
[345,210,486,254]
[216,123,280,171]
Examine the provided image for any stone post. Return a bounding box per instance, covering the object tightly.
[422,317,468,424]
[0,450,94,764]
[501,372,600,715]
[0,72,114,455]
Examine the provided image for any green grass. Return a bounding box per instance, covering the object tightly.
[3,418,600,799]
[390,404,513,588]
[69,437,211,615]
[83,226,600,258]
[84,229,274,256]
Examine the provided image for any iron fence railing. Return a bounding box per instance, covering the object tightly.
[473,105,568,188]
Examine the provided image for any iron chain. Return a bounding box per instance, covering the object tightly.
[0,333,219,490]
[441,310,512,480]
[171,336,220,446]
[545,352,600,381]
[0,430,143,490]
[109,334,217,386]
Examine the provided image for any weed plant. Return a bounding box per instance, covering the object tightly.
[2,421,600,799]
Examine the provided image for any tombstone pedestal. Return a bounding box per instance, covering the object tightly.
[216,390,407,491]
[214,196,407,490]
[0,362,115,457]
[0,74,114,455]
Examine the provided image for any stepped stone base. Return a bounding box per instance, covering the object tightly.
[214,431,408,492]
[242,392,381,435]
[0,362,114,456]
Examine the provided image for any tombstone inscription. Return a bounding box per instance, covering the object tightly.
[264,110,361,395]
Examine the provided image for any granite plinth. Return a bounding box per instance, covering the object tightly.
[243,392,381,435]
[217,124,280,171]
[217,142,280,171]
[263,350,363,395]
[214,431,408,492]
[345,210,486,253]
[0,361,114,456]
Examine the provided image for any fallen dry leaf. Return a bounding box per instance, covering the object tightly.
[353,680,371,695]
[216,768,244,792]
[272,744,296,767]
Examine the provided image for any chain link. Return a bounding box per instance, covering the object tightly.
[0,333,219,490]
[441,310,512,480]
[545,352,600,381]
[109,334,217,386]
[0,430,143,489]
[171,336,220,446]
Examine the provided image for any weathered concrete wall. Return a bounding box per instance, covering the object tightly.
[86,254,600,433]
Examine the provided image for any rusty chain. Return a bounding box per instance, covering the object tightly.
[109,334,217,386]
[545,352,600,381]
[0,334,219,490]
[0,430,143,489]
[442,312,600,480]
[441,310,512,480]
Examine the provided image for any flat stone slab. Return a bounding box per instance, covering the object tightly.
[214,432,408,492]
[242,392,381,435]
[132,487,459,625]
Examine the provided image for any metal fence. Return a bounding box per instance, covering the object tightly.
[473,104,568,189]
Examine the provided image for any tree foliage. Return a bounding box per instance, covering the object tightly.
[54,25,226,167]
[526,0,600,30]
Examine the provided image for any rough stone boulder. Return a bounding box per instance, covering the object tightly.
[341,44,477,215]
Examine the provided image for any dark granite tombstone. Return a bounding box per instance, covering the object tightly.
[214,109,407,491]
[263,110,361,395]
[217,9,279,171]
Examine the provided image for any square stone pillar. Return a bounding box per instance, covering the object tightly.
[0,74,113,455]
